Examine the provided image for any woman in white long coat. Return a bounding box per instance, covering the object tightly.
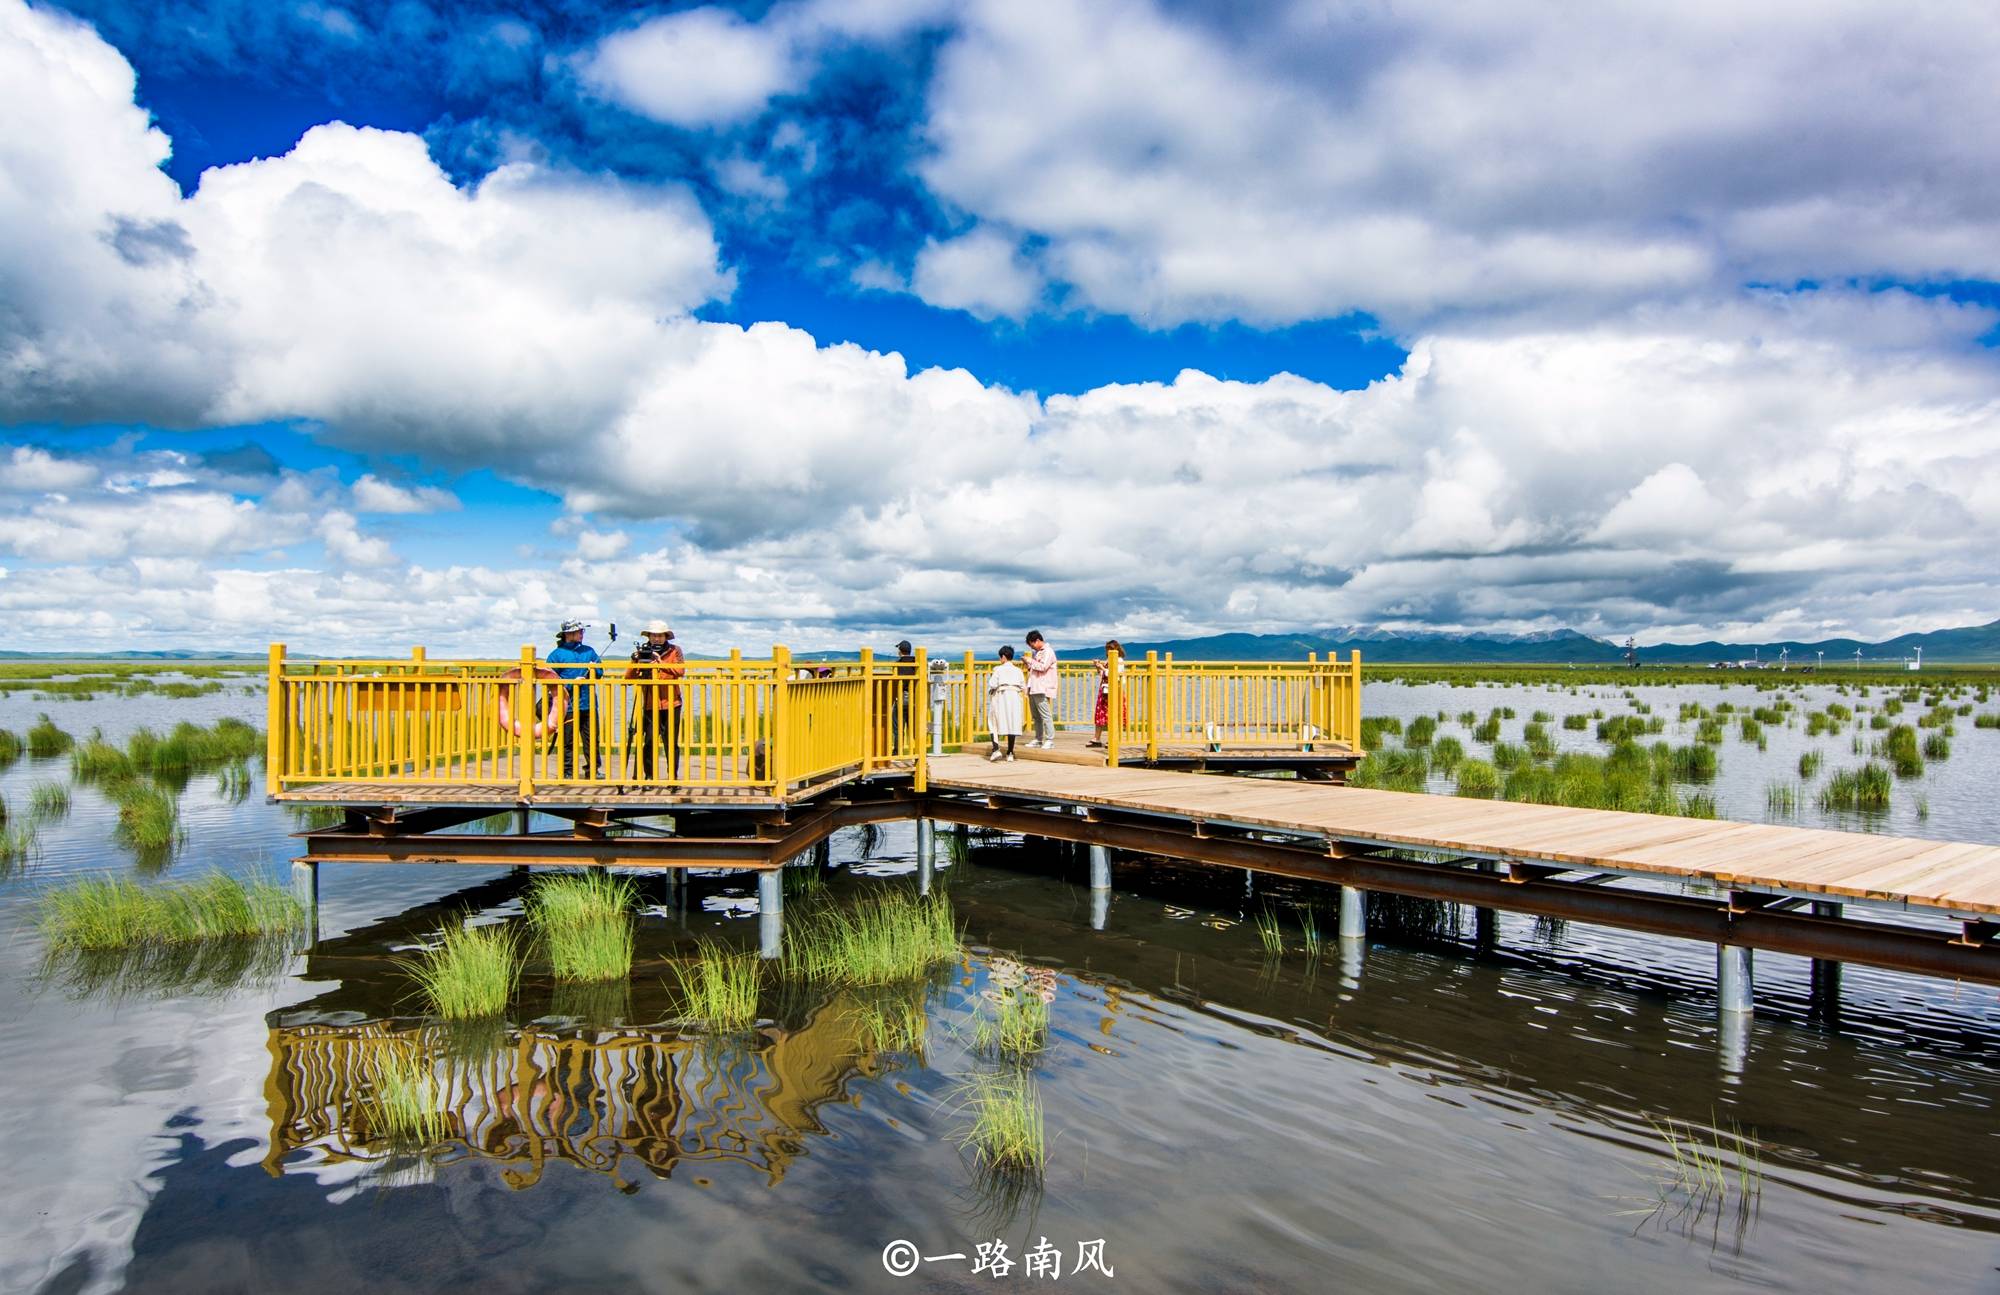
[986,645,1027,762]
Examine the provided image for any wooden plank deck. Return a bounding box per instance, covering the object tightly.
[927,755,2000,918]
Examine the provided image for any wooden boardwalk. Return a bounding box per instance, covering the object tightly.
[928,755,2000,919]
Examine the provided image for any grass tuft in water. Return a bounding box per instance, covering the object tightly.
[1453,759,1500,798]
[975,988,1051,1063]
[39,872,303,949]
[1818,762,1891,813]
[0,822,39,874]
[0,729,21,766]
[669,938,762,1031]
[365,1046,447,1146]
[1254,906,1285,957]
[26,714,73,757]
[29,780,70,821]
[959,1069,1047,1171]
[525,872,636,982]
[108,780,185,854]
[1798,748,1823,779]
[784,889,961,984]
[400,922,520,1019]
[1636,1114,1763,1233]
[846,985,931,1055]
[71,735,132,782]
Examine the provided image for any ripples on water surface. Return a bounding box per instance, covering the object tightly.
[1,681,1997,1293]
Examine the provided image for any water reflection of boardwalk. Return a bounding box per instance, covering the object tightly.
[264,1011,878,1188]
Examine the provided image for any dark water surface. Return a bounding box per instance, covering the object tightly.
[2,685,1999,1293]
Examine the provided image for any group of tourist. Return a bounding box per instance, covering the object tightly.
[982,633,1124,762]
[534,620,1126,777]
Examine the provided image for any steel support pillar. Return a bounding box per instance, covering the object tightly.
[757,869,783,960]
[1810,901,1843,1021]
[1339,885,1366,941]
[291,860,320,948]
[1718,943,1754,1015]
[918,818,936,895]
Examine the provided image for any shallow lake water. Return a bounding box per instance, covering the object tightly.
[2,681,1998,1293]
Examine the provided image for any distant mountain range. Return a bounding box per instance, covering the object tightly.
[1119,618,2000,664]
[4,618,1997,664]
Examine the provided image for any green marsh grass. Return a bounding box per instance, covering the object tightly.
[1453,759,1500,798]
[1763,782,1799,819]
[1637,1115,1763,1232]
[39,872,303,949]
[1818,763,1892,813]
[846,985,930,1055]
[783,889,960,984]
[1798,749,1823,779]
[975,988,1051,1064]
[1428,735,1465,775]
[959,1069,1047,1172]
[1882,724,1924,777]
[1922,730,1950,761]
[1254,907,1285,957]
[29,780,69,820]
[214,760,252,803]
[365,1046,447,1146]
[669,938,762,1030]
[26,715,73,757]
[71,735,132,781]
[525,871,636,982]
[109,780,184,855]
[0,823,38,874]
[1297,904,1324,958]
[400,923,520,1019]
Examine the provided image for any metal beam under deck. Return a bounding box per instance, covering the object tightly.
[289,777,2000,986]
[299,794,919,870]
[917,794,2000,987]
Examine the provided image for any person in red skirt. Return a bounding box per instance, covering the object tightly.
[1088,639,1125,748]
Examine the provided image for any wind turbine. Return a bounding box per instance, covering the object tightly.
[1816,650,1824,672]
[1854,647,1863,670]
[1778,646,1789,672]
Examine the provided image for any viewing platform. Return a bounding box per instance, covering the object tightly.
[263,644,1365,809]
[267,642,2000,999]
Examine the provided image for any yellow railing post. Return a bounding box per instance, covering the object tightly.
[265,643,286,796]
[1350,649,1363,749]
[770,645,791,795]
[859,647,876,769]
[1106,649,1123,768]
[1144,650,1160,762]
[913,647,929,793]
[517,644,536,800]
[962,651,976,746]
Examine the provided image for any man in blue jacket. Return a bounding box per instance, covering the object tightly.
[548,619,602,779]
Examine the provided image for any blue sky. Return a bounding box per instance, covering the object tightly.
[3,0,1998,654]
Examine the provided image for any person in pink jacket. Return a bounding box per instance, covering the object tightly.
[1024,631,1058,749]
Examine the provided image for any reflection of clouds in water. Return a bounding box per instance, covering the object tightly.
[700,892,760,917]
[0,974,306,1295]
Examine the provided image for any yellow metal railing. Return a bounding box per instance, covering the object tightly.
[265,643,1356,796]
[945,649,1363,763]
